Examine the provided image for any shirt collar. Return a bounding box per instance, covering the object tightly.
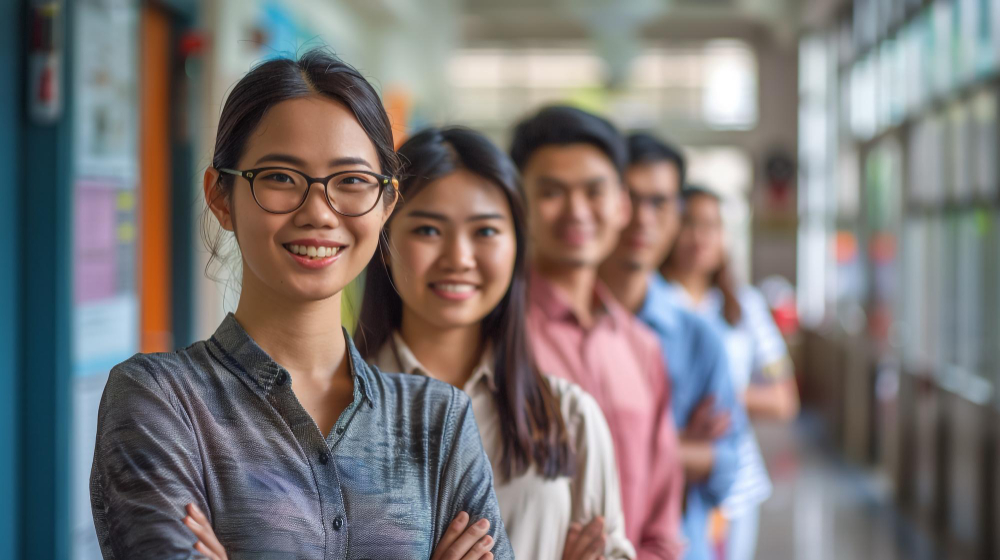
[638,273,683,331]
[389,331,497,393]
[528,268,621,330]
[664,279,721,315]
[209,313,376,405]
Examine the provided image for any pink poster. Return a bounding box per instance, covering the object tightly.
[73,182,117,304]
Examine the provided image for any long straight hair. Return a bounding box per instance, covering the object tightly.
[355,127,573,480]
[665,186,743,326]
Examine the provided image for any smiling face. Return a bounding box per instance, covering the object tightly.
[386,169,517,331]
[608,160,683,272]
[520,144,631,270]
[205,95,395,303]
[672,193,726,277]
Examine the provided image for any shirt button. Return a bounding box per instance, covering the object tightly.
[335,427,345,435]
[332,516,344,531]
[275,371,288,386]
[318,451,329,465]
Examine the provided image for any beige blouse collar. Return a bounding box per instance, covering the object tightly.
[387,331,497,393]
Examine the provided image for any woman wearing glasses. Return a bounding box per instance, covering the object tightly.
[662,186,799,560]
[354,127,634,560]
[90,50,511,560]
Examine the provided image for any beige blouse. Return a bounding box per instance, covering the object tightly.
[373,333,635,560]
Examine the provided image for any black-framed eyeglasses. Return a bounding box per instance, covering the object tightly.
[219,166,397,217]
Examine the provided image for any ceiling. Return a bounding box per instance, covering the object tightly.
[458,0,812,43]
[455,0,813,86]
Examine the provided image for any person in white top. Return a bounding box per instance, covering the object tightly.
[662,186,800,560]
[355,126,635,560]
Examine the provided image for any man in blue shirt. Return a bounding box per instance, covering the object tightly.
[599,132,747,560]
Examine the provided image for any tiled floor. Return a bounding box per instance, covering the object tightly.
[751,415,937,560]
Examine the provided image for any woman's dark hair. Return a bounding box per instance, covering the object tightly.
[626,132,687,185]
[665,185,743,326]
[509,105,627,176]
[204,49,401,274]
[355,126,573,481]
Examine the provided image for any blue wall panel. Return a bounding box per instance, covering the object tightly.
[0,0,20,557]
[20,1,75,557]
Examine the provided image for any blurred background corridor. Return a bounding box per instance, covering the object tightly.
[2,0,998,558]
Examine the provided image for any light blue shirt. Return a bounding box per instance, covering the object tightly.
[669,282,781,519]
[638,274,747,560]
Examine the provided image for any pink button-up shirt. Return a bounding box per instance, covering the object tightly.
[526,270,685,560]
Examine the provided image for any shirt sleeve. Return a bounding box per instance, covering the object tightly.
[636,351,686,560]
[436,390,514,560]
[743,288,793,384]
[90,357,210,560]
[563,381,637,560]
[696,324,747,505]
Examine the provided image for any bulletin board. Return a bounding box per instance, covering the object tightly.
[69,0,139,558]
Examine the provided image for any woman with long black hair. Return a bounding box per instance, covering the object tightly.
[90,50,510,560]
[356,126,635,560]
[662,186,800,560]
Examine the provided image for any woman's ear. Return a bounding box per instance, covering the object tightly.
[380,179,400,229]
[204,167,234,232]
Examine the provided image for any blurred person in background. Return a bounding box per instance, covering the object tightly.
[599,133,747,560]
[91,50,511,560]
[662,186,800,560]
[511,106,685,560]
[356,126,635,560]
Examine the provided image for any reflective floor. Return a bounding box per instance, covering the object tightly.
[754,415,937,560]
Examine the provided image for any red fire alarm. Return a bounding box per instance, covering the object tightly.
[28,2,63,124]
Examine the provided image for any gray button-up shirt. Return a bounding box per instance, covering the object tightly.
[90,314,512,559]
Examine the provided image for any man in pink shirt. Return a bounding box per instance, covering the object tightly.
[510,105,685,560]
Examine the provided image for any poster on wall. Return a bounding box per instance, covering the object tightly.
[73,179,138,375]
[70,0,139,558]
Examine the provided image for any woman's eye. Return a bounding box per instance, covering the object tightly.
[477,227,500,238]
[263,172,295,183]
[339,174,377,186]
[414,225,440,236]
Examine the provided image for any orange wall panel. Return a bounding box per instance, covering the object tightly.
[139,5,172,352]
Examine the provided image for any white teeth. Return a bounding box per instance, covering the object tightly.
[434,284,475,293]
[287,244,341,259]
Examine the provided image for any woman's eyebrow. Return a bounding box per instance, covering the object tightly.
[406,210,450,221]
[253,154,373,169]
[255,153,306,167]
[405,210,507,223]
[329,156,372,169]
[466,213,506,222]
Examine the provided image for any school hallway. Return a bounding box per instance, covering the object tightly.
[755,415,936,560]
